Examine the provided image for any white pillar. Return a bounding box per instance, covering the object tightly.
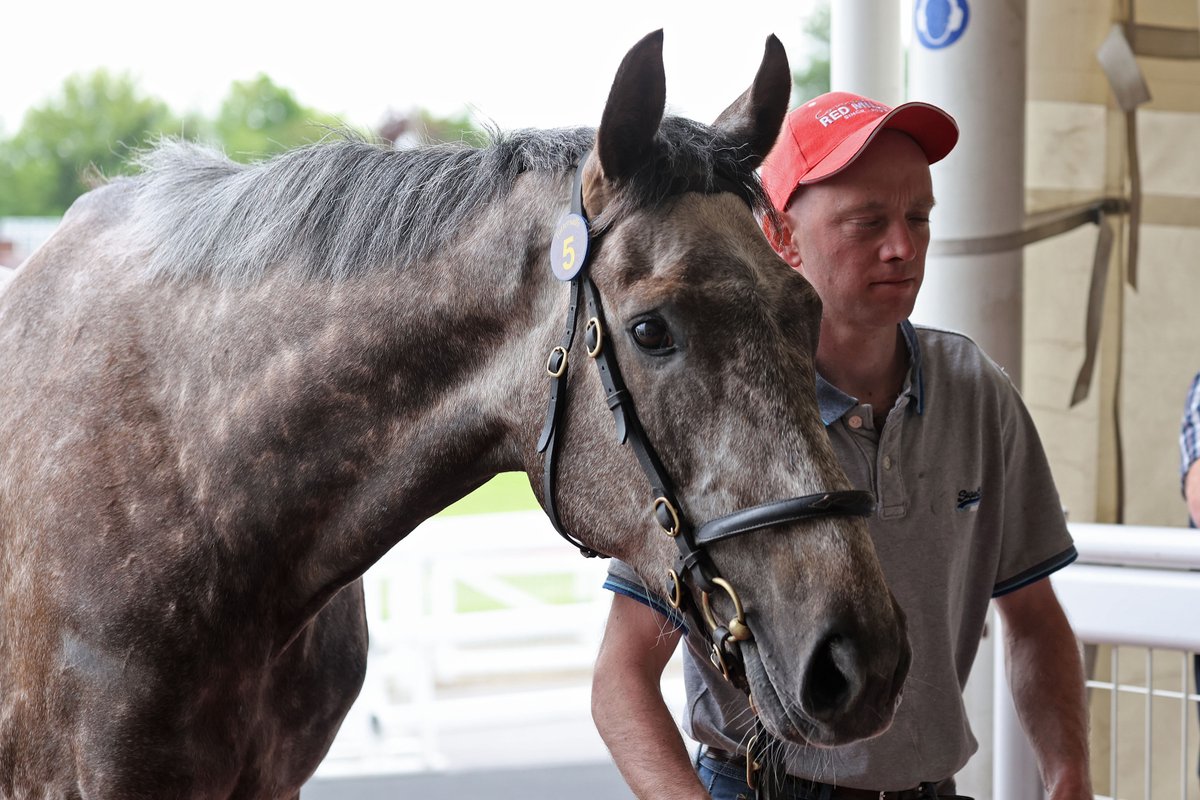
[830,0,904,105]
[908,0,1026,383]
[908,3,1036,798]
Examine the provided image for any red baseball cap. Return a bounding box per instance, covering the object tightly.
[761,91,959,212]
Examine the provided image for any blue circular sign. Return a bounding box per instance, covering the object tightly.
[550,212,589,281]
[914,0,970,50]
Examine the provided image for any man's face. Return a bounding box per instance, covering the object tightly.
[780,130,935,331]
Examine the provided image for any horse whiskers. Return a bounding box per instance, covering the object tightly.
[631,575,686,646]
[899,672,948,696]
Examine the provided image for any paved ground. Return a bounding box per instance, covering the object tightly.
[301,709,640,799]
[300,676,678,799]
[303,761,634,799]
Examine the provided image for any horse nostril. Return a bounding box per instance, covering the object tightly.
[801,620,910,734]
[803,633,856,720]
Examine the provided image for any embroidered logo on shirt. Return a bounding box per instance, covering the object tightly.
[956,487,982,512]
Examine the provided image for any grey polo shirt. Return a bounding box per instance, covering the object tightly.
[604,322,1077,788]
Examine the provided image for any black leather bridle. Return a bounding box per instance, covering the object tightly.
[536,151,875,695]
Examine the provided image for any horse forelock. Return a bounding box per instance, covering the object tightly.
[591,117,772,232]
[124,119,769,287]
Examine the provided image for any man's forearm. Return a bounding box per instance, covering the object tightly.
[1185,460,1200,524]
[592,595,709,800]
[593,672,708,800]
[1000,586,1093,799]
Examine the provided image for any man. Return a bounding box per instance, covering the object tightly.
[1182,372,1200,529]
[1180,370,1200,776]
[592,92,1093,800]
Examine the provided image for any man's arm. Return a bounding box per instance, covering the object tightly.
[1185,459,1200,525]
[994,577,1093,800]
[1181,374,1200,524]
[592,593,709,800]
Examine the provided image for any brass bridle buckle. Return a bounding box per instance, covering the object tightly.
[701,577,752,642]
[666,569,684,610]
[653,496,680,537]
[709,639,732,680]
[585,317,603,357]
[545,346,568,377]
[744,732,763,790]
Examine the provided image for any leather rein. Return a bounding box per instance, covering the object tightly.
[536,151,875,695]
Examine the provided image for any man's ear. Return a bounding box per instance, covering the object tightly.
[774,216,804,272]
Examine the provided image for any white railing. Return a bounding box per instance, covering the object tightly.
[999,523,1200,800]
[324,516,1200,794]
[0,216,60,259]
[318,510,621,776]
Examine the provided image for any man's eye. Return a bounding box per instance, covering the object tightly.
[852,218,883,230]
[632,318,675,352]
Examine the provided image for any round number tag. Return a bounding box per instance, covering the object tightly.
[550,212,589,281]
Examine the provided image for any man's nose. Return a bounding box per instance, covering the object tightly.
[880,220,918,263]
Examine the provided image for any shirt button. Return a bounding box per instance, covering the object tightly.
[848,415,863,429]
[883,455,893,470]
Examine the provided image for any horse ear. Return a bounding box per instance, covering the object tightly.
[594,29,667,183]
[712,35,792,168]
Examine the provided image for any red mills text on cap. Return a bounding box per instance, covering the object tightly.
[816,100,891,128]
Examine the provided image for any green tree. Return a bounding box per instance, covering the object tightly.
[377,107,483,148]
[0,70,182,215]
[213,75,349,161]
[792,2,831,104]
[0,69,472,217]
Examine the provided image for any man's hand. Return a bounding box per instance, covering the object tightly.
[1048,778,1095,800]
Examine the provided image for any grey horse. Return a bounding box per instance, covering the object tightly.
[0,31,908,799]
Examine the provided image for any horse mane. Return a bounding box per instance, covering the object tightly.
[128,120,768,285]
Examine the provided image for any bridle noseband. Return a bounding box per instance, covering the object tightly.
[536,151,875,693]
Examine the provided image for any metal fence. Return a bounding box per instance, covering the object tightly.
[320,514,1200,798]
[315,511,642,777]
[0,216,59,266]
[1037,524,1200,800]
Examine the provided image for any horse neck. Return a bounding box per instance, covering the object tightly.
[162,176,565,609]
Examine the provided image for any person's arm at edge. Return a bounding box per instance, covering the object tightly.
[1185,459,1200,525]
[994,577,1093,800]
[592,593,710,800]
[1182,374,1200,524]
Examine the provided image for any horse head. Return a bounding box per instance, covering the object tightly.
[529,31,910,747]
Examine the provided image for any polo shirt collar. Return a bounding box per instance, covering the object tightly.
[815,320,926,426]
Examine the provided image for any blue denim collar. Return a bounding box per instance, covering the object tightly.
[816,320,925,426]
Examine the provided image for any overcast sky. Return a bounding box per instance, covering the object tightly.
[2,1,822,136]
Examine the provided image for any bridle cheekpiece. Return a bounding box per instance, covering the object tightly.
[536,150,876,692]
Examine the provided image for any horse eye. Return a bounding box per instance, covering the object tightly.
[631,318,675,352]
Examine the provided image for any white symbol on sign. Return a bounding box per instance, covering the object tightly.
[915,0,968,49]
